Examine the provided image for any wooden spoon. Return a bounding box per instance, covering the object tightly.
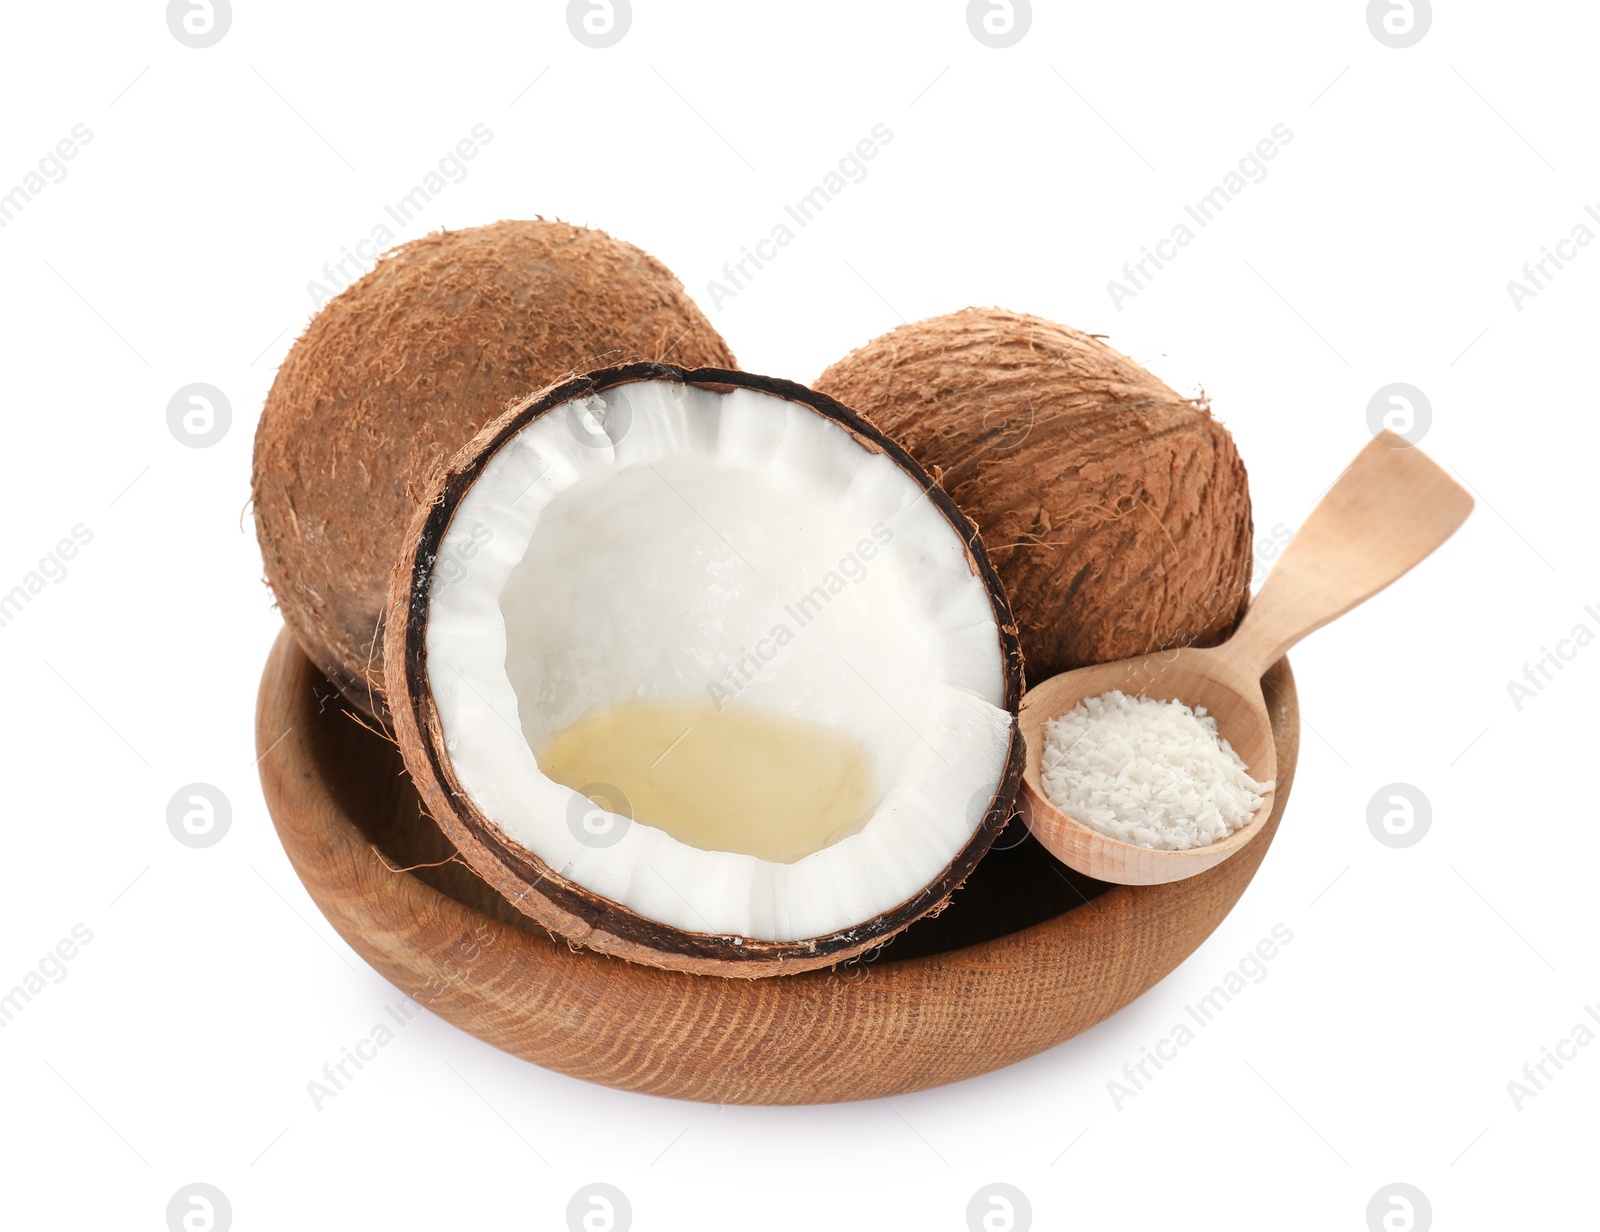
[1018,430,1474,885]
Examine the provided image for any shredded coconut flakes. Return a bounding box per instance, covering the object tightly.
[1040,690,1274,850]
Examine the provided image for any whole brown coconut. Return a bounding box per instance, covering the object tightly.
[815,308,1252,682]
[252,220,736,715]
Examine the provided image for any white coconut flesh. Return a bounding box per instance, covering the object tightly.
[424,379,1014,943]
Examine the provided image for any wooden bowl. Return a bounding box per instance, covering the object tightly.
[255,628,1299,1104]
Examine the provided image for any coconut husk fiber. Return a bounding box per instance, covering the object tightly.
[252,220,736,716]
[815,308,1253,683]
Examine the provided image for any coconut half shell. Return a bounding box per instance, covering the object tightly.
[384,364,1026,977]
[252,220,736,717]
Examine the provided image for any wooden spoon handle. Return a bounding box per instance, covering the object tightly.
[1224,431,1474,677]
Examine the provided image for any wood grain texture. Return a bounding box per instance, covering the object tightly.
[1222,430,1474,674]
[256,628,1300,1104]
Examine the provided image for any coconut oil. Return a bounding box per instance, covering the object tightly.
[537,701,877,863]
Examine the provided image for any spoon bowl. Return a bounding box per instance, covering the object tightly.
[1019,645,1277,885]
[1020,430,1474,885]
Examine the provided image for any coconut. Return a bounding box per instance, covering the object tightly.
[384,363,1025,977]
[814,308,1253,682]
[252,219,736,716]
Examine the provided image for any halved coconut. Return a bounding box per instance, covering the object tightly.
[385,364,1024,976]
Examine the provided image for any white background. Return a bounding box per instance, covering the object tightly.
[1,1,1594,1228]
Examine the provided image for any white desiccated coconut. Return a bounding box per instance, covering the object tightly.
[1040,690,1273,851]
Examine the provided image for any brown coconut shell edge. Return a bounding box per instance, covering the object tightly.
[383,363,1027,978]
